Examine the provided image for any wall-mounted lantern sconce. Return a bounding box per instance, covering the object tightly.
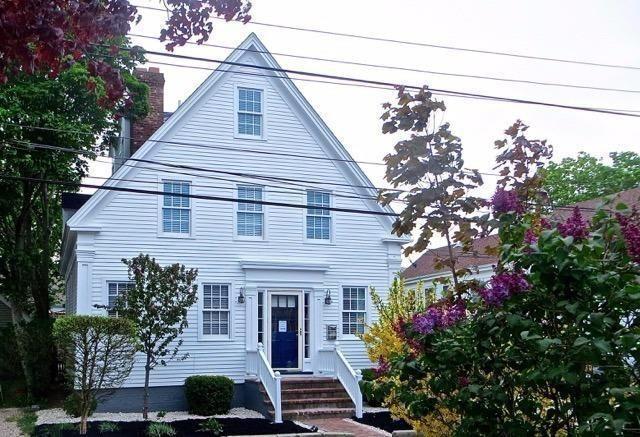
[238,288,246,304]
[324,288,332,305]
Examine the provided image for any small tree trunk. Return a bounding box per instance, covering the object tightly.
[143,354,151,420]
[79,407,88,435]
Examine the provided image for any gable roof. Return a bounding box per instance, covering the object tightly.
[403,187,640,281]
[67,33,402,234]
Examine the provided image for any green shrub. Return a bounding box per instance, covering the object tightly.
[360,368,377,382]
[184,375,234,415]
[147,422,176,437]
[63,392,97,418]
[98,422,120,433]
[199,417,223,435]
[359,368,383,407]
[0,326,21,378]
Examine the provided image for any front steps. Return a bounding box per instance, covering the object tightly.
[262,377,355,420]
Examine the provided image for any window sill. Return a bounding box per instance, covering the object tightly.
[304,239,334,246]
[233,236,268,242]
[340,334,364,341]
[234,133,267,141]
[198,336,235,342]
[157,233,196,240]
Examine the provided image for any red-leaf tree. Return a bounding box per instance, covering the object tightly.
[0,0,251,104]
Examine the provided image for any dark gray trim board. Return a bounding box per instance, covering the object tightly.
[97,384,245,413]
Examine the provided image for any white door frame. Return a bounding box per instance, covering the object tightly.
[265,289,304,371]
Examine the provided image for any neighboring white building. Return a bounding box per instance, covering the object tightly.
[61,33,407,417]
[402,234,498,294]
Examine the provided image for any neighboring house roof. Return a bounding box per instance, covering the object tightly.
[66,33,404,237]
[403,187,640,282]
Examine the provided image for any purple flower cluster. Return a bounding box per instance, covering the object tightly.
[491,188,524,214]
[557,207,589,240]
[375,357,390,377]
[480,271,531,307]
[616,212,640,263]
[412,301,467,335]
[524,229,538,245]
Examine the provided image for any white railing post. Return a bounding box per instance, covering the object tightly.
[274,371,282,423]
[333,340,340,376]
[355,369,363,418]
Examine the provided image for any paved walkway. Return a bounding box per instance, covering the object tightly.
[0,408,23,437]
[306,417,389,437]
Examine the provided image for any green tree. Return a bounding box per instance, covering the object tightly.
[54,316,137,435]
[543,151,640,206]
[116,254,198,419]
[0,42,147,399]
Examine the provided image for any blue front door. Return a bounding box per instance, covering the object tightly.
[271,294,300,369]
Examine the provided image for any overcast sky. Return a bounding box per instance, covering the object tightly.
[87,0,640,256]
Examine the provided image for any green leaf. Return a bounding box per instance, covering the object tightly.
[573,337,589,347]
[536,338,561,351]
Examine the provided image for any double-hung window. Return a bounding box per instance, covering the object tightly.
[107,282,133,317]
[162,180,191,234]
[306,190,331,240]
[342,286,366,335]
[237,185,264,237]
[202,284,230,337]
[237,87,263,137]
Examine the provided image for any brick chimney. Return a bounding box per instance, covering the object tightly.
[131,67,165,155]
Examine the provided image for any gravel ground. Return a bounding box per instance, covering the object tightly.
[0,408,23,437]
[36,407,263,425]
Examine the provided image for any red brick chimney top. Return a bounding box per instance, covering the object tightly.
[131,67,165,155]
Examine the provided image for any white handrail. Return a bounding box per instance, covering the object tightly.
[332,341,364,418]
[248,343,282,423]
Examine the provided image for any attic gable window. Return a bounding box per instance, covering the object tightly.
[237,87,263,137]
[306,190,331,240]
[162,180,191,234]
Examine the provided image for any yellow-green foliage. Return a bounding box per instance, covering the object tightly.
[362,278,457,436]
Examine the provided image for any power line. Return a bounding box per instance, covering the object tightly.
[110,45,640,118]
[0,121,502,184]
[130,32,640,95]
[0,174,402,218]
[5,140,403,204]
[3,139,601,213]
[134,4,640,71]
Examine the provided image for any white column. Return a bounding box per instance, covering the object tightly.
[245,287,258,352]
[311,287,325,374]
[75,248,95,315]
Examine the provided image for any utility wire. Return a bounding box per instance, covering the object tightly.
[0,174,402,218]
[3,139,602,213]
[134,4,640,71]
[96,43,640,118]
[130,32,640,95]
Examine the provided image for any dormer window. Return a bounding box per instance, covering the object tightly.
[237,87,263,138]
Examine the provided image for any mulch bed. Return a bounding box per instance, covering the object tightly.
[35,418,313,436]
[353,411,412,433]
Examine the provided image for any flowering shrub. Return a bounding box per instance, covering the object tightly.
[367,104,640,435]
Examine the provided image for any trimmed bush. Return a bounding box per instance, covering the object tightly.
[184,375,234,415]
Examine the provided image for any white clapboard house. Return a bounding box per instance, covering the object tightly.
[61,33,408,420]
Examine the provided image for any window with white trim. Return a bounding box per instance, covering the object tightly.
[162,181,190,234]
[306,190,331,240]
[237,185,264,237]
[237,87,263,137]
[342,286,366,335]
[202,284,230,337]
[107,282,133,317]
